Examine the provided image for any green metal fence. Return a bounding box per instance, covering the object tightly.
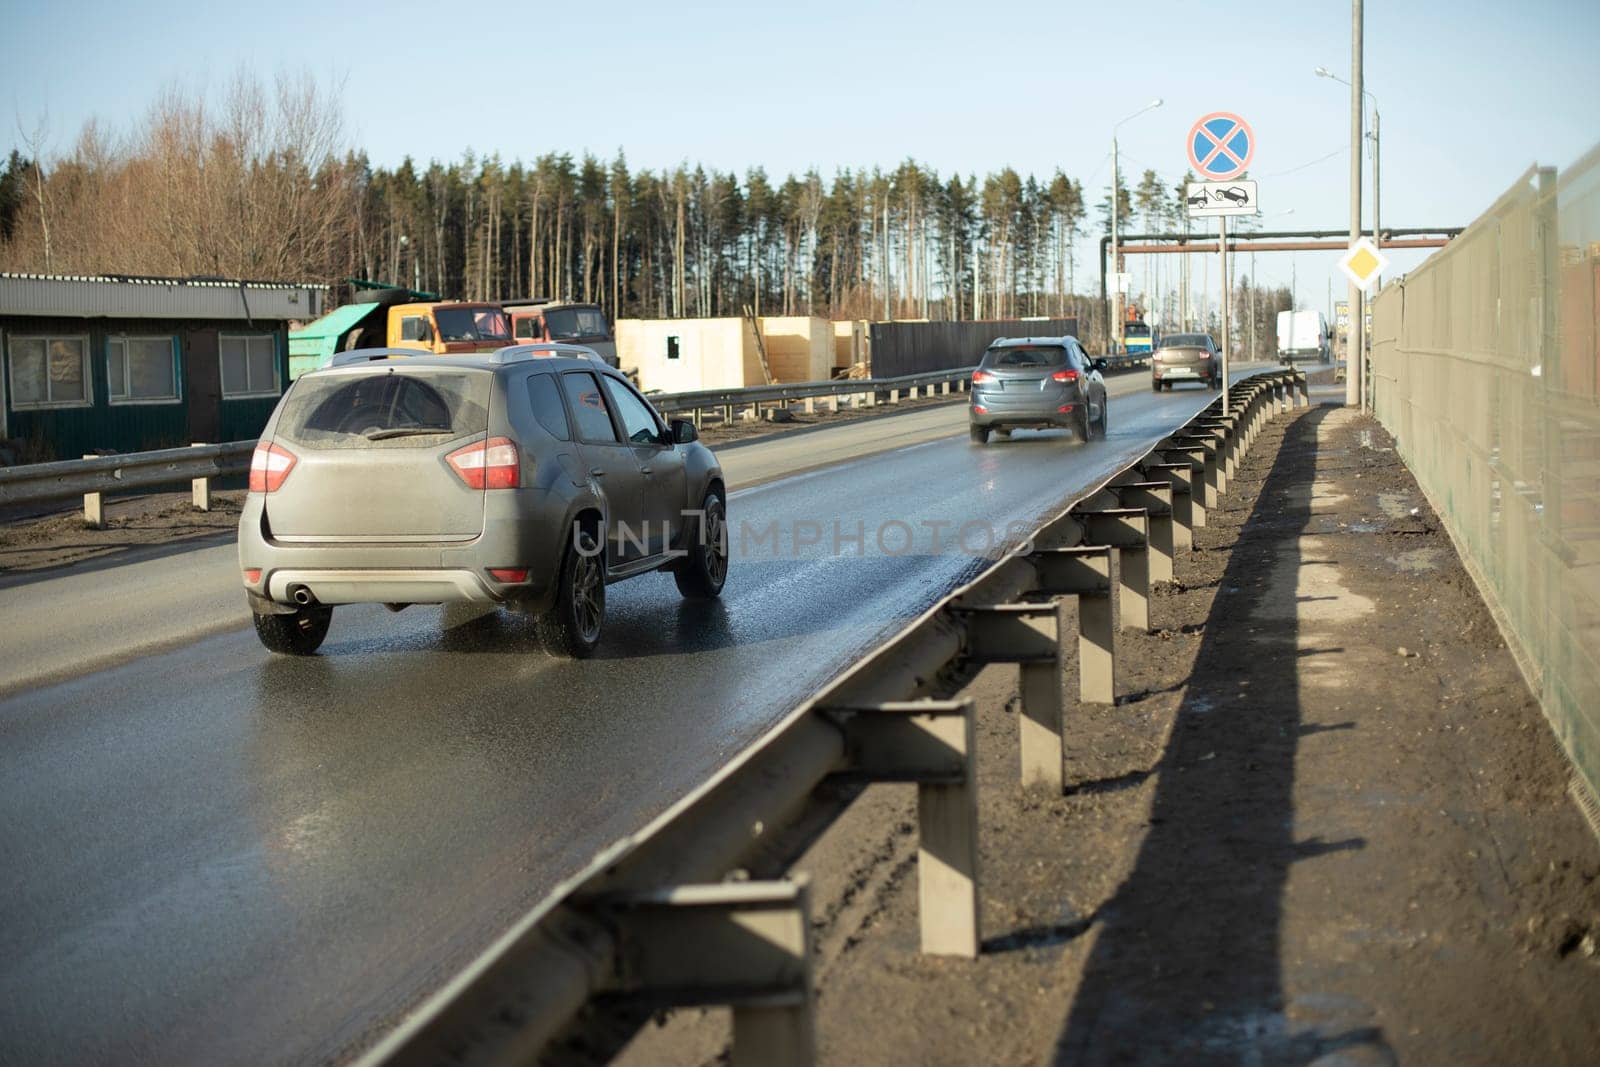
[1371,148,1600,809]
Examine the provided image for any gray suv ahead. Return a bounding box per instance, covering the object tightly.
[968,336,1109,444]
[237,345,727,658]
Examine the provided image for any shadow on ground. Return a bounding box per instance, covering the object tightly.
[1053,405,1390,1065]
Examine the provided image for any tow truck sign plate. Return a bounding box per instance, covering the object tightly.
[1185,180,1259,218]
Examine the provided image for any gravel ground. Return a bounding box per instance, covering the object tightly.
[615,394,1600,1066]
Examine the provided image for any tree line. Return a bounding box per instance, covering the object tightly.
[1,72,1287,348]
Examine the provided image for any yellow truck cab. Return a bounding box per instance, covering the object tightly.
[388,301,513,354]
[289,286,517,377]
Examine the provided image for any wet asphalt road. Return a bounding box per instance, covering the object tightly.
[0,374,1254,1065]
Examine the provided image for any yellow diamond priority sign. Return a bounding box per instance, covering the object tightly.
[1339,236,1390,293]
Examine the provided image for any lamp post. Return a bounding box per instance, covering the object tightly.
[1109,98,1163,353]
[1316,38,1376,407]
[398,234,419,293]
[1315,65,1381,270]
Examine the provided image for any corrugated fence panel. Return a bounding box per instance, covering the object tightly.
[1370,150,1600,813]
[869,318,1080,378]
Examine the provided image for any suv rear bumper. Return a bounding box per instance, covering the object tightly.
[969,408,1079,429]
[266,568,496,605]
[238,491,568,612]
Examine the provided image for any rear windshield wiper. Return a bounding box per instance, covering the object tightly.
[364,427,452,440]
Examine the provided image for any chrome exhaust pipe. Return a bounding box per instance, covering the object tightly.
[289,584,315,606]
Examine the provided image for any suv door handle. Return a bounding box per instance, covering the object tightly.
[589,467,606,478]
[640,466,653,475]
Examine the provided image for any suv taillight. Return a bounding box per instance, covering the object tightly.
[1051,369,1080,382]
[972,370,994,385]
[447,436,520,490]
[249,442,297,493]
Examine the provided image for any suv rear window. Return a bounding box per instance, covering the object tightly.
[276,371,491,449]
[985,344,1067,368]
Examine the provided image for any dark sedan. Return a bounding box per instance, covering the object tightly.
[969,336,1108,443]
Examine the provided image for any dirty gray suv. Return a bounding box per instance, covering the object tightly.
[238,345,727,658]
[969,336,1109,444]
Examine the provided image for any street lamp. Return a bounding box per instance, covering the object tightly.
[1315,66,1381,265]
[1319,47,1378,408]
[398,234,419,293]
[1110,97,1163,353]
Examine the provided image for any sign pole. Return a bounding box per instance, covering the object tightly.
[1219,214,1230,415]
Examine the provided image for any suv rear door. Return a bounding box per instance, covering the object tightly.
[264,367,494,541]
[601,375,685,555]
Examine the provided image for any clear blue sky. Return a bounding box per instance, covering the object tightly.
[4,0,1597,313]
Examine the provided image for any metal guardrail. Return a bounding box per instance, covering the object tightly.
[651,366,976,422]
[0,370,979,516]
[0,442,253,526]
[351,368,1311,1067]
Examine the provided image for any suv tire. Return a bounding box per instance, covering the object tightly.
[254,606,332,655]
[969,425,990,445]
[674,489,728,599]
[539,526,605,658]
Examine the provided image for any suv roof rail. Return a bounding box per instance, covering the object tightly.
[327,348,415,367]
[488,343,601,364]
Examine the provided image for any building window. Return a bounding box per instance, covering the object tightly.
[8,335,91,408]
[220,334,280,398]
[107,336,179,403]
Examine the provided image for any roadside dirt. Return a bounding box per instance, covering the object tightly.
[615,395,1600,1065]
[0,491,246,575]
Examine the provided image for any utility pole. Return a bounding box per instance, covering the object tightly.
[1346,0,1365,408]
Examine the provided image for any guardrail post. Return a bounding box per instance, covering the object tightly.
[957,603,1064,792]
[1297,371,1310,407]
[803,396,816,415]
[827,394,841,414]
[1158,446,1208,528]
[603,880,815,1067]
[940,380,950,396]
[1191,419,1236,484]
[889,387,901,404]
[1081,508,1150,633]
[723,403,735,425]
[1029,547,1115,705]
[190,443,212,511]
[82,455,105,529]
[1143,463,1193,552]
[825,699,979,957]
[1172,434,1221,509]
[1109,481,1174,583]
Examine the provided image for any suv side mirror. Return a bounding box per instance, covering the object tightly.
[1090,358,1109,372]
[670,417,698,444]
